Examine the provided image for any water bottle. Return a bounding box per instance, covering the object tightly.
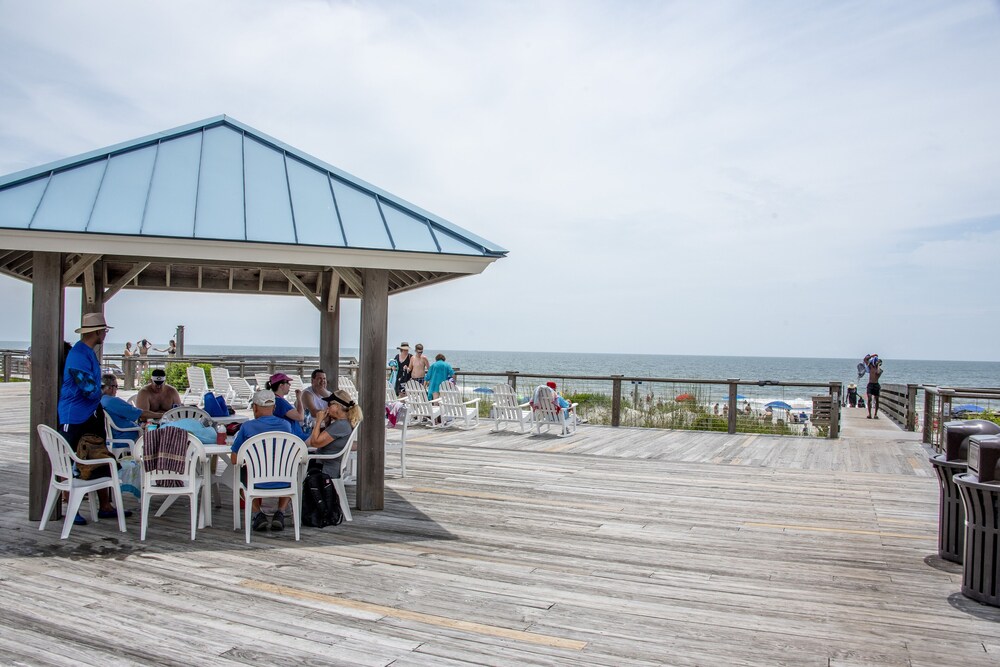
[215,423,227,445]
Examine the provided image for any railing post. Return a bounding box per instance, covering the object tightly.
[922,387,934,444]
[938,388,954,451]
[2,353,10,382]
[123,356,134,390]
[828,382,841,439]
[727,379,739,434]
[506,371,518,392]
[611,376,623,427]
[905,384,918,431]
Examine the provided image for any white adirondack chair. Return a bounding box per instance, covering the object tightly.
[338,376,359,401]
[438,384,480,430]
[228,376,254,409]
[182,366,208,406]
[402,380,441,426]
[529,385,578,437]
[210,367,236,404]
[386,382,399,403]
[490,384,533,433]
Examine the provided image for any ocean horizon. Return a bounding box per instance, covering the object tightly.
[3,341,998,388]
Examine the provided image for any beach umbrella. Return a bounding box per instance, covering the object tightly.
[473,387,494,395]
[675,393,696,402]
[952,404,985,414]
[764,400,792,411]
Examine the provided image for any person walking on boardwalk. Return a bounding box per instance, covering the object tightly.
[866,358,883,419]
[391,342,413,396]
[424,353,455,400]
[410,343,430,385]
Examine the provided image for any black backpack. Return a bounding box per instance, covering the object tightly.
[301,467,344,528]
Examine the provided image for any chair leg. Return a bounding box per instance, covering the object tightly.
[189,493,198,540]
[334,479,353,522]
[233,480,241,531]
[244,496,252,544]
[62,489,87,539]
[39,484,59,531]
[111,482,126,533]
[88,492,99,523]
[293,491,300,541]
[141,492,151,541]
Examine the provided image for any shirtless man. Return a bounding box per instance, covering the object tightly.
[410,343,430,384]
[135,368,182,412]
[866,358,883,419]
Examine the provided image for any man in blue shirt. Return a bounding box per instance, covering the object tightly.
[100,374,162,448]
[57,313,131,522]
[230,389,297,532]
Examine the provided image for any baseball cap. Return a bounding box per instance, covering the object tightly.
[252,390,276,407]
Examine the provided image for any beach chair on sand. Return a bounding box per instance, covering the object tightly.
[228,377,253,409]
[438,384,480,430]
[402,380,441,426]
[182,366,209,406]
[529,385,578,437]
[491,384,533,433]
[210,368,236,404]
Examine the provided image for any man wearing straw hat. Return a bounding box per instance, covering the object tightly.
[58,312,131,523]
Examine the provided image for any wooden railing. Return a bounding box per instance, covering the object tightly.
[922,386,1000,450]
[878,383,919,431]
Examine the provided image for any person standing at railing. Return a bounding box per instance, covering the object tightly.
[867,358,883,419]
[424,353,455,400]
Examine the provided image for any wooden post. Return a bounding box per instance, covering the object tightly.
[611,376,623,427]
[727,380,739,434]
[938,389,953,451]
[81,260,105,363]
[175,325,185,358]
[905,384,918,432]
[358,269,387,511]
[506,372,518,392]
[2,352,9,382]
[828,382,841,439]
[320,271,341,391]
[922,387,935,445]
[29,252,64,521]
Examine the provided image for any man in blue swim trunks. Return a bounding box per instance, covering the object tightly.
[230,389,296,532]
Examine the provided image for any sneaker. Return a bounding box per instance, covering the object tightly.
[74,513,87,526]
[270,510,285,532]
[252,511,269,532]
[97,508,133,519]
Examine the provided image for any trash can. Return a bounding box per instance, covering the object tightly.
[954,473,1000,606]
[928,421,999,562]
[942,419,1000,460]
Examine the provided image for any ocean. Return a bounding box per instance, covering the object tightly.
[4,340,992,388]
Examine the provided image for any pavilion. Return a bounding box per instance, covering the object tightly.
[0,115,506,519]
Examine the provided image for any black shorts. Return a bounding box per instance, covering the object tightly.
[867,382,881,396]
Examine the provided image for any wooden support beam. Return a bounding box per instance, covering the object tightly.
[279,268,323,311]
[357,268,387,511]
[331,266,364,297]
[29,252,64,521]
[61,253,101,286]
[320,270,341,391]
[103,262,150,300]
[82,261,105,361]
[82,265,96,304]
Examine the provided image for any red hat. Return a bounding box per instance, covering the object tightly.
[546,381,557,390]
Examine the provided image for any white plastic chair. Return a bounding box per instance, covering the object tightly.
[438,384,480,430]
[133,432,206,540]
[104,411,141,457]
[385,407,408,477]
[303,422,360,522]
[402,380,441,426]
[529,385,578,437]
[210,367,236,404]
[161,405,211,423]
[233,431,307,543]
[254,372,271,390]
[491,384,533,433]
[37,425,127,539]
[338,376,359,401]
[228,377,254,409]
[284,373,306,394]
[182,366,209,406]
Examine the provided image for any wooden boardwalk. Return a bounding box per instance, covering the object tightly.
[1,382,997,666]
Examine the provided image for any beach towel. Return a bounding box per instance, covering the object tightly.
[530,386,561,414]
[142,426,189,487]
[386,400,407,427]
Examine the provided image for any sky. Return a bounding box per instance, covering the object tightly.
[1,0,999,361]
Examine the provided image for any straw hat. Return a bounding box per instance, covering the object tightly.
[75,312,113,334]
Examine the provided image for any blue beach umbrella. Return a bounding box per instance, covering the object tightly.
[764,400,793,411]
[473,387,494,395]
[952,404,985,414]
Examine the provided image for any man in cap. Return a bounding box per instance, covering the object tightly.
[57,313,131,521]
[229,389,297,532]
[135,368,182,413]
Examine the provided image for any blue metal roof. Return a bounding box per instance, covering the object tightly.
[0,115,506,258]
